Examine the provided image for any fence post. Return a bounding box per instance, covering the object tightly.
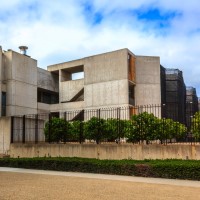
[10,116,14,143]
[48,113,52,143]
[164,118,168,145]
[35,114,38,144]
[96,109,101,144]
[139,106,142,144]
[64,121,67,144]
[22,115,26,143]
[79,121,83,144]
[117,107,121,144]
[64,112,66,121]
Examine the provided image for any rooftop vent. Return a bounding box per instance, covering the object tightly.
[19,46,28,55]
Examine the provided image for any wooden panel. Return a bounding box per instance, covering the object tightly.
[128,55,136,82]
[130,107,138,117]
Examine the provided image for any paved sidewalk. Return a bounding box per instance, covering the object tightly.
[0,167,199,187]
[0,167,200,200]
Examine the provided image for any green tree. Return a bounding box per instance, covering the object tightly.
[171,121,187,141]
[84,117,106,144]
[104,118,119,142]
[130,112,159,144]
[70,121,85,143]
[156,118,174,143]
[44,117,70,143]
[191,112,200,140]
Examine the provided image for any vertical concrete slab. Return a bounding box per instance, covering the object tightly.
[0,117,11,155]
[135,56,162,117]
[0,46,2,116]
[84,49,129,108]
[3,51,38,116]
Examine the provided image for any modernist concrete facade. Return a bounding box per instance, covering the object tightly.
[0,46,59,116]
[0,47,162,118]
[48,49,162,114]
[0,46,198,121]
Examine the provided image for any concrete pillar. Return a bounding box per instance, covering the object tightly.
[0,46,2,116]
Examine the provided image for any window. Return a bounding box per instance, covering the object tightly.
[72,72,84,80]
[37,89,59,104]
[129,85,135,106]
[1,92,6,116]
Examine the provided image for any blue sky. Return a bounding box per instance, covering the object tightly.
[0,0,200,95]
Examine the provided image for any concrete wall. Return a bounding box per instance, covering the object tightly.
[6,80,37,115]
[9,143,200,160]
[48,49,130,110]
[48,59,84,72]
[37,68,59,92]
[50,101,84,113]
[0,117,11,155]
[84,49,128,84]
[84,49,129,108]
[60,79,84,102]
[3,51,38,116]
[135,56,161,106]
[37,103,50,113]
[85,79,129,108]
[0,47,2,116]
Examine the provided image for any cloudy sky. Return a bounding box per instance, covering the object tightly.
[0,0,200,95]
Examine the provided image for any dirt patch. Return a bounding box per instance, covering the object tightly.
[0,172,199,200]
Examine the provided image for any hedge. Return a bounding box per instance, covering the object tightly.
[0,157,200,180]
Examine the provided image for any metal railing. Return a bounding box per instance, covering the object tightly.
[10,104,200,145]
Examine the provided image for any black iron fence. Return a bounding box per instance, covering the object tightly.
[10,104,200,145]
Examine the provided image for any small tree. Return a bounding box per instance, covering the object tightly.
[153,118,187,143]
[104,118,119,142]
[84,117,106,144]
[44,117,70,143]
[70,120,85,143]
[191,112,200,140]
[131,112,159,144]
[171,121,187,141]
[124,120,139,143]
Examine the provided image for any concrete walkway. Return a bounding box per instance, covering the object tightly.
[0,167,199,187]
[1,167,200,200]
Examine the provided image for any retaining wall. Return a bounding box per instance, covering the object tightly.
[10,143,200,160]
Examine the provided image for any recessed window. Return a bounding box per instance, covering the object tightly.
[72,72,84,80]
[1,92,6,116]
[61,65,84,82]
[37,88,59,104]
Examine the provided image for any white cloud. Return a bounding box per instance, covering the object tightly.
[0,0,200,95]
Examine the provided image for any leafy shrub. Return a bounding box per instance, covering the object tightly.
[84,117,107,144]
[70,121,85,143]
[44,117,70,143]
[192,112,200,140]
[43,112,187,144]
[0,157,200,180]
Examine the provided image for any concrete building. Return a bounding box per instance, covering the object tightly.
[185,87,198,127]
[48,49,162,116]
[0,46,59,117]
[164,69,186,124]
[0,47,163,118]
[198,98,200,111]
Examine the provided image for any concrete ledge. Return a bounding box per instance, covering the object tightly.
[10,143,200,160]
